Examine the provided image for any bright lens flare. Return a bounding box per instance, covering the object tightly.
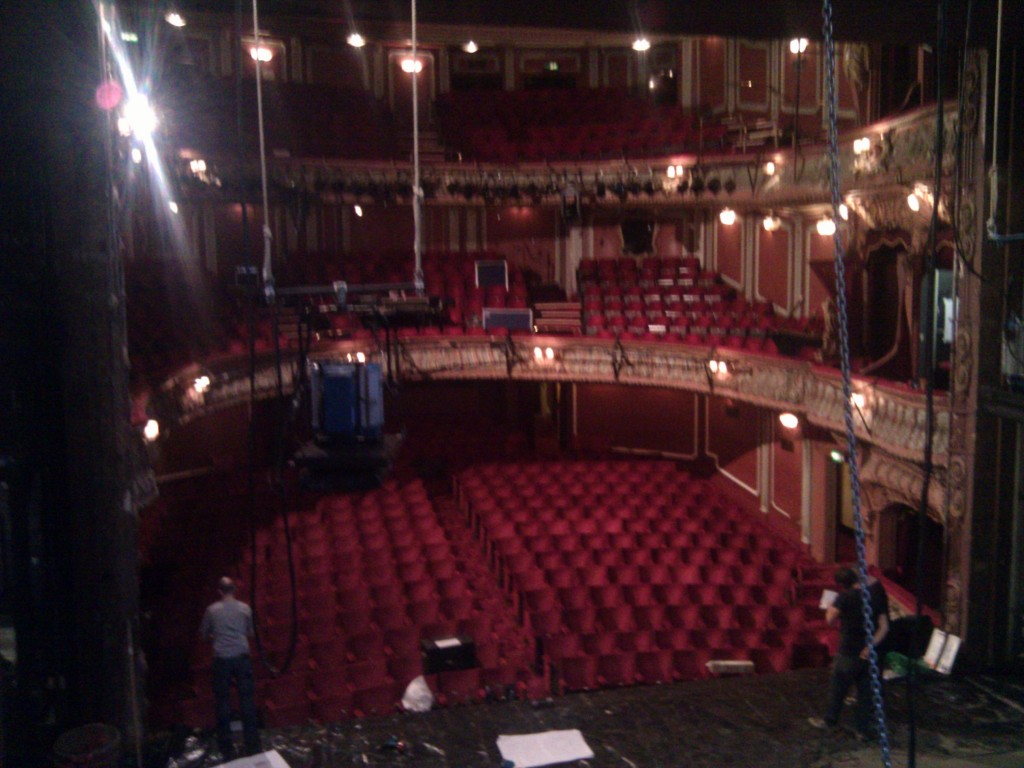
[124,93,157,140]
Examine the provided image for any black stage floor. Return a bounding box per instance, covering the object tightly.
[198,668,1024,768]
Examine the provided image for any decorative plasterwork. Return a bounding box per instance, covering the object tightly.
[153,336,950,469]
[859,446,947,527]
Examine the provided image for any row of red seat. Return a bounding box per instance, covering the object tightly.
[456,460,831,689]
[170,479,540,727]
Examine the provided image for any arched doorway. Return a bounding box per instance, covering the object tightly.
[878,503,944,609]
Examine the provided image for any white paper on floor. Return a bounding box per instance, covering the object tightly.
[496,729,594,768]
[222,750,291,768]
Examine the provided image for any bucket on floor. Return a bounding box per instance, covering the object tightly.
[53,723,121,768]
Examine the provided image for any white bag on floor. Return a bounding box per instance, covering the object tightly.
[401,675,435,712]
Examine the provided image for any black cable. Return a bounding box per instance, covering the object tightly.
[907,3,948,766]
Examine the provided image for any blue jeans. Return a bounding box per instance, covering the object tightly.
[212,655,260,757]
[824,653,875,735]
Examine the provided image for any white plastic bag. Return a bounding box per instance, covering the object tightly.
[401,675,435,713]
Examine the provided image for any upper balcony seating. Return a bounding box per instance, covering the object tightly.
[437,88,729,164]
[161,68,399,160]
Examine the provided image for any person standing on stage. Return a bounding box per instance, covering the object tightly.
[200,576,261,759]
[809,566,890,740]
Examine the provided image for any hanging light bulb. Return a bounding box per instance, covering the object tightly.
[347,32,366,48]
[762,214,781,232]
[789,38,809,54]
[778,412,800,429]
[816,217,836,236]
[462,40,479,53]
[632,37,651,52]
[719,208,737,226]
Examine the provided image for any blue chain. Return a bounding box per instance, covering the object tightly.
[822,1,893,763]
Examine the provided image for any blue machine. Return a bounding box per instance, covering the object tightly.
[309,361,384,442]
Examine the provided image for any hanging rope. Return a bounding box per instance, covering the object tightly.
[821,2,893,765]
[411,0,424,294]
[252,0,275,303]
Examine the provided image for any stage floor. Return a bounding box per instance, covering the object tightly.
[198,667,1024,768]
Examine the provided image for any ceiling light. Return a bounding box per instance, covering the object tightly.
[763,214,781,232]
[347,32,366,48]
[816,217,836,236]
[165,11,186,27]
[632,38,651,52]
[462,40,478,53]
[778,412,799,429]
[401,57,423,73]
[789,38,808,54]
[719,208,736,226]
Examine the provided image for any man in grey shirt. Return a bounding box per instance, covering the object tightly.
[200,577,260,759]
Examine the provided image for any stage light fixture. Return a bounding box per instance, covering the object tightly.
[462,40,479,53]
[789,38,808,54]
[632,38,651,52]
[347,32,366,48]
[124,93,157,140]
[249,46,274,62]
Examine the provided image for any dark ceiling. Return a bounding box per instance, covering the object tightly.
[177,0,1003,47]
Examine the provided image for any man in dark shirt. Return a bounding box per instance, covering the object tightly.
[200,576,261,759]
[809,566,890,739]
